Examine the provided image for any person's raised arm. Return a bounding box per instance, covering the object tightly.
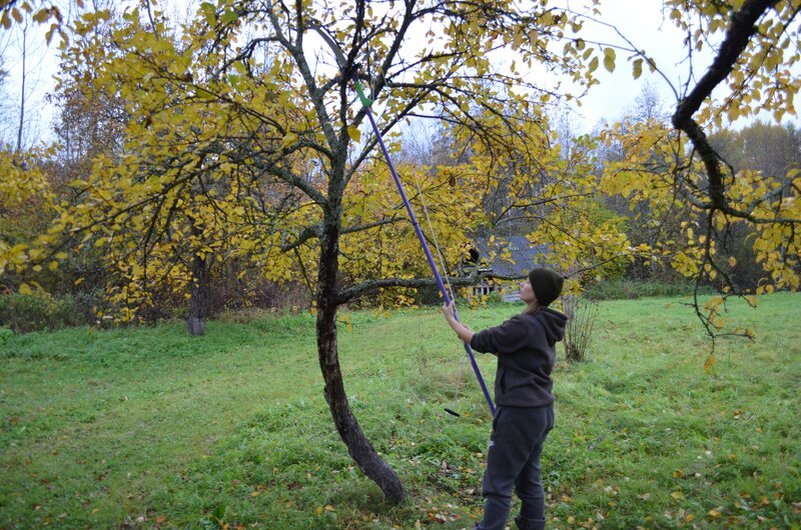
[442,301,475,344]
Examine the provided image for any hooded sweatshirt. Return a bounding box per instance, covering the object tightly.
[470,307,567,407]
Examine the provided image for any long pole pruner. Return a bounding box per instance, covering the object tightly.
[316,31,495,416]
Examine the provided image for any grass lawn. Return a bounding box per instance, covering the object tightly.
[1,293,799,529]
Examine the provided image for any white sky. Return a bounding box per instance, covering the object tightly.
[0,19,60,147]
[563,1,709,133]
[0,0,794,147]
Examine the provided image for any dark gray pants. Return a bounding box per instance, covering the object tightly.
[477,404,554,530]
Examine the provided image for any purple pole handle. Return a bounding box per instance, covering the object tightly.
[363,109,496,416]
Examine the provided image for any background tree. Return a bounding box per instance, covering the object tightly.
[597,0,801,338]
[707,121,801,289]
[0,40,9,137]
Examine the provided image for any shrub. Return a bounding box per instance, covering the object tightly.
[0,289,101,333]
[585,279,710,300]
[562,294,599,363]
[0,326,12,344]
[0,290,59,332]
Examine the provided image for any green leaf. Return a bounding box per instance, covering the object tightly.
[220,10,238,24]
[200,2,216,24]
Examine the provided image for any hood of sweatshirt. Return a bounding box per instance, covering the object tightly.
[535,307,567,346]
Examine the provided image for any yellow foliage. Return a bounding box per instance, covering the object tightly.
[0,149,57,275]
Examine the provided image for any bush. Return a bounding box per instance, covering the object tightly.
[585,279,711,300]
[562,294,599,363]
[0,289,101,333]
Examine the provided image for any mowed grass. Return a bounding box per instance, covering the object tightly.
[0,293,799,529]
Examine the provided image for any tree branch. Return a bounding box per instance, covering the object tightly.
[671,0,780,213]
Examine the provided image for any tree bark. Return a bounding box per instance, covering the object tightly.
[188,253,210,336]
[315,208,405,504]
[671,0,779,213]
[16,19,27,152]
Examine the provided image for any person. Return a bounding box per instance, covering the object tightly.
[442,268,567,530]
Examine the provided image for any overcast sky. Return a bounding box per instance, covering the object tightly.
[563,1,710,133]
[0,1,789,147]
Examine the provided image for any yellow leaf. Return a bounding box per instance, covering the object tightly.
[282,132,298,146]
[48,261,59,271]
[670,490,685,500]
[347,126,361,143]
[703,354,716,373]
[603,47,616,73]
[19,283,33,295]
[632,58,643,80]
[704,296,723,310]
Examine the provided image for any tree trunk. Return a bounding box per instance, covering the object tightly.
[16,20,27,152]
[316,212,405,504]
[188,253,210,336]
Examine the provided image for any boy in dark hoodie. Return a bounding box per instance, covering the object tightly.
[443,268,567,530]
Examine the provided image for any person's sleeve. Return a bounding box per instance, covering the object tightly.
[469,316,527,355]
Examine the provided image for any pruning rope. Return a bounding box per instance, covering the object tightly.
[350,72,496,417]
[409,173,466,406]
[409,173,455,303]
[312,28,495,416]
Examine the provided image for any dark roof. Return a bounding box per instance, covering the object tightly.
[471,236,551,278]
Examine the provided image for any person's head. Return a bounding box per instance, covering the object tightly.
[520,268,564,310]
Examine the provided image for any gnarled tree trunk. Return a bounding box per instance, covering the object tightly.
[315,209,405,504]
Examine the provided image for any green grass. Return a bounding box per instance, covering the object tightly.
[584,279,714,300]
[1,293,799,529]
